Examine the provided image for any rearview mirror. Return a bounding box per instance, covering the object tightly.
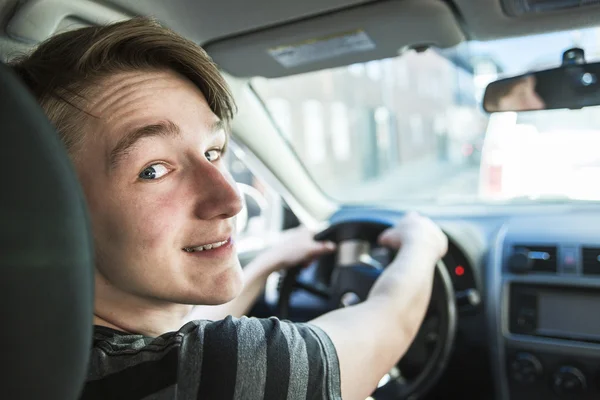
[483,48,600,113]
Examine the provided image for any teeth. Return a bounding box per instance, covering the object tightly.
[210,240,227,249]
[184,239,228,252]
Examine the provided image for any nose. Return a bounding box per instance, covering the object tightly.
[192,162,243,220]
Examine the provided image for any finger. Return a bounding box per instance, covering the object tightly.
[322,240,336,251]
[306,241,336,259]
[377,229,394,246]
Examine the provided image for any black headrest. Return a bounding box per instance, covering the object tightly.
[0,62,94,399]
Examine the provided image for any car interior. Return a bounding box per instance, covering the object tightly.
[3,0,600,399]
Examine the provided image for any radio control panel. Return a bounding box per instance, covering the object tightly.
[486,214,600,400]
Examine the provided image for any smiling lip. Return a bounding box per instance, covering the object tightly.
[182,237,234,257]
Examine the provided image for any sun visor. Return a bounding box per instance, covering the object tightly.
[204,0,465,78]
[6,0,130,44]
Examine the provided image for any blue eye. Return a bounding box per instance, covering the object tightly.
[205,149,222,162]
[139,164,169,180]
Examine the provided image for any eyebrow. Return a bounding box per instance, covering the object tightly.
[108,119,226,169]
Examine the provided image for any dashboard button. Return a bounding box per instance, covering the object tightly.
[509,353,542,384]
[552,366,586,397]
[509,250,533,273]
[515,308,536,331]
[562,247,578,273]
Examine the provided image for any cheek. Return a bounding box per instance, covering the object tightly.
[89,184,184,253]
[127,191,184,249]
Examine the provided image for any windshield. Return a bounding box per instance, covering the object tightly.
[252,26,600,204]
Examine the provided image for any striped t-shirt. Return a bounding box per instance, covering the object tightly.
[80,316,342,399]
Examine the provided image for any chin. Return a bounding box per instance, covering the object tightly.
[189,261,244,305]
[214,265,244,303]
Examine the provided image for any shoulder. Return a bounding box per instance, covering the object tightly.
[189,316,341,400]
[84,317,341,400]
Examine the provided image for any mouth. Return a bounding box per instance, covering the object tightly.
[182,238,230,253]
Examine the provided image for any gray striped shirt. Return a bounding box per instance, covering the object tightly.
[81,316,342,399]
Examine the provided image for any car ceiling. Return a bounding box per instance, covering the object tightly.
[453,0,600,40]
[100,0,600,44]
[3,0,600,77]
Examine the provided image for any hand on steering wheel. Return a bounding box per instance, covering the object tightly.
[378,212,448,259]
[258,226,336,276]
[277,216,457,400]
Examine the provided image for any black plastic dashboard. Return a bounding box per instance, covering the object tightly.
[254,203,600,399]
[328,203,600,400]
[488,212,600,400]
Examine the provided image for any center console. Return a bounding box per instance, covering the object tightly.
[487,214,600,400]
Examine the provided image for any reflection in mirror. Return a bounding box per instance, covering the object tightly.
[484,61,600,113]
[484,75,545,112]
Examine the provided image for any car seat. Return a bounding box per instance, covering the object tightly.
[0,61,94,400]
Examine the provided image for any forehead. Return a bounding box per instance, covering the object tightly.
[87,70,219,142]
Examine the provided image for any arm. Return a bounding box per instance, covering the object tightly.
[187,227,336,321]
[310,213,448,400]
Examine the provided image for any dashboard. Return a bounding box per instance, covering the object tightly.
[328,204,600,400]
[488,213,600,400]
[256,203,600,399]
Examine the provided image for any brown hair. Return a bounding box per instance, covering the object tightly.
[483,75,532,112]
[9,17,236,154]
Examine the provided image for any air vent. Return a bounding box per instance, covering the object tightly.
[582,247,600,275]
[511,245,557,273]
[503,0,600,17]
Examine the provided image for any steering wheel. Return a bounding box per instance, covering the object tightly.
[278,220,457,400]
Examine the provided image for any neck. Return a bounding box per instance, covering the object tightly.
[93,271,193,337]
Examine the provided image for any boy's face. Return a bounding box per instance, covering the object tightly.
[74,69,243,306]
[498,75,546,112]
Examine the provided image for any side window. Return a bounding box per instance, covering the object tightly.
[225,147,283,253]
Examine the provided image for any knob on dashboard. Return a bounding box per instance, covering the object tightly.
[552,366,587,396]
[509,352,543,384]
[509,249,532,273]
